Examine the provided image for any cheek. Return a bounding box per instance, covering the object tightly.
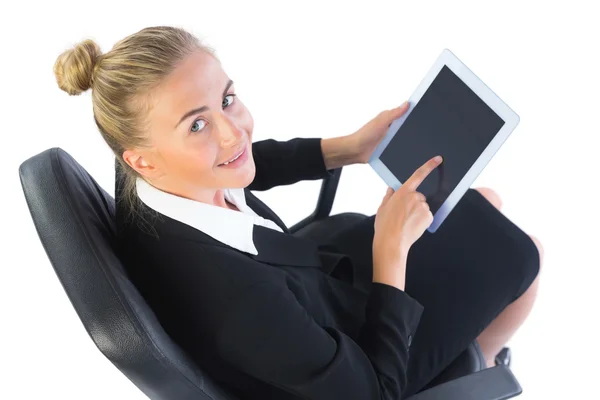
[247,111,254,133]
[197,146,219,170]
[177,144,218,177]
[238,102,254,135]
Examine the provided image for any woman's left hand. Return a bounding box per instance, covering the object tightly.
[349,101,410,164]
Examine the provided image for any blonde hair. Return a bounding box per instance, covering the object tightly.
[53,26,217,230]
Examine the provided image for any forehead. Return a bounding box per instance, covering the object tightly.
[153,50,228,114]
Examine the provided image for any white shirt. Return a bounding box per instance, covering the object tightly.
[135,177,283,255]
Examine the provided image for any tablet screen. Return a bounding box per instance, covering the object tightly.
[379,65,505,215]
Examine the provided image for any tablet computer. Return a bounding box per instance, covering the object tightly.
[369,48,520,233]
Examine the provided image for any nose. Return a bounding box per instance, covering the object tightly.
[215,114,243,147]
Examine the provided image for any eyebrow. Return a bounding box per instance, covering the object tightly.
[175,79,234,128]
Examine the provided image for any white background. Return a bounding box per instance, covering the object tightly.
[2,1,598,398]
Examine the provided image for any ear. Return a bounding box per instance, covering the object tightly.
[122,149,160,179]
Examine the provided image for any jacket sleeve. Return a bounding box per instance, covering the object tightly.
[247,138,335,191]
[216,280,424,400]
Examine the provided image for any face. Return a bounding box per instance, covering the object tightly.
[124,50,255,203]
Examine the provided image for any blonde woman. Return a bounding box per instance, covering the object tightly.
[54,26,542,399]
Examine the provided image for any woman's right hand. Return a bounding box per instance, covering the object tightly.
[372,155,444,289]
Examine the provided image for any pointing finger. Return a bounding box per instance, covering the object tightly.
[403,155,443,192]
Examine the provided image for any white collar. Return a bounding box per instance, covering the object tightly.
[135,177,283,255]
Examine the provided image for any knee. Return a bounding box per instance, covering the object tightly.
[474,187,503,210]
[522,234,543,287]
[528,234,544,272]
[510,234,543,303]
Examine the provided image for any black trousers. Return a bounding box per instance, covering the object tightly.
[324,187,541,397]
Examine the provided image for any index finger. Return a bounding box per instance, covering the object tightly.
[402,156,443,192]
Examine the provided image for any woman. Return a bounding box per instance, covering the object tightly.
[53,26,542,399]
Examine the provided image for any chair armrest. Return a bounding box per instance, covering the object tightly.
[405,365,522,400]
[289,168,342,233]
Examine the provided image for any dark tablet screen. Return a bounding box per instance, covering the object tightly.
[379,65,505,215]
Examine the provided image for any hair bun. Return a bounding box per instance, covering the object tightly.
[54,39,102,95]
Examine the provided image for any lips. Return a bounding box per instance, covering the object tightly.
[218,145,245,166]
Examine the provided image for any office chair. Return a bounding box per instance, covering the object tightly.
[19,147,523,400]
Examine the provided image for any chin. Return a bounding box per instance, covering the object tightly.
[240,162,256,188]
[228,158,256,189]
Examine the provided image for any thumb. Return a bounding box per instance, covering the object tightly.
[394,101,410,114]
[387,101,410,125]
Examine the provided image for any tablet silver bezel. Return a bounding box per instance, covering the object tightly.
[369,48,520,233]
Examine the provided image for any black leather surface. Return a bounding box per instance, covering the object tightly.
[19,147,492,400]
[421,338,488,391]
[409,365,522,400]
[20,148,239,400]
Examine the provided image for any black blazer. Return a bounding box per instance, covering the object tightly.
[115,137,424,400]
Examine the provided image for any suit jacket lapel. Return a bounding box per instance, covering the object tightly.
[244,189,290,233]
[251,225,356,287]
[244,191,355,280]
[250,224,321,267]
[153,193,354,279]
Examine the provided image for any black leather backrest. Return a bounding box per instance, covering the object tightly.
[19,148,238,400]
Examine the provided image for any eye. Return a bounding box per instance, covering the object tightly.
[189,94,237,134]
[223,93,236,108]
[190,119,206,133]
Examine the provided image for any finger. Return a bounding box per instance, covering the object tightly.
[382,187,394,203]
[394,101,410,116]
[382,187,395,204]
[387,101,410,127]
[415,191,426,202]
[403,155,443,192]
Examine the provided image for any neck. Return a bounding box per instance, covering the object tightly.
[146,179,233,210]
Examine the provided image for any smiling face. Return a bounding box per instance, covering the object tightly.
[123,50,256,204]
